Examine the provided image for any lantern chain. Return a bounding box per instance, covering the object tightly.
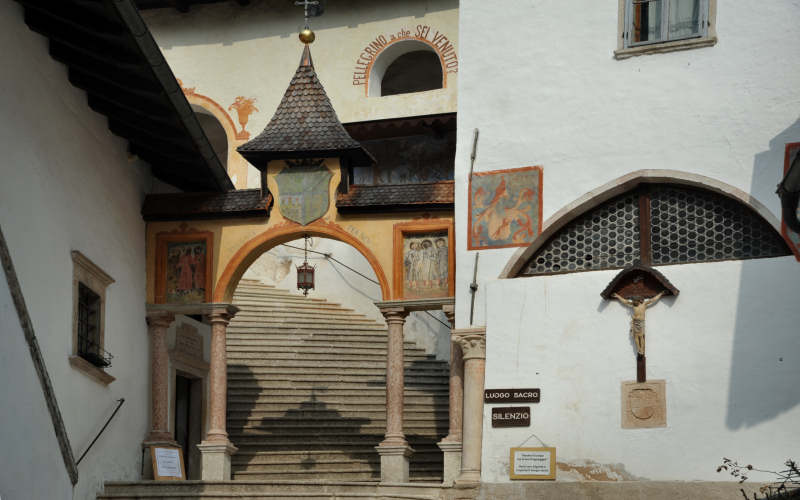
[280,243,452,329]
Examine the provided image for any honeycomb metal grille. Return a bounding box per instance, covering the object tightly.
[523,193,640,275]
[650,186,789,264]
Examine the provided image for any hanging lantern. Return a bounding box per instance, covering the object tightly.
[296,234,315,296]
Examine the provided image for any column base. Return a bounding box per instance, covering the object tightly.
[197,440,238,480]
[375,443,414,483]
[454,469,481,488]
[437,440,462,486]
[141,440,179,479]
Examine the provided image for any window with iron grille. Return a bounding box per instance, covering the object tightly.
[71,251,114,374]
[521,184,790,277]
[77,283,105,367]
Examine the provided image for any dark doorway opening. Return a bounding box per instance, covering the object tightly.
[175,373,203,479]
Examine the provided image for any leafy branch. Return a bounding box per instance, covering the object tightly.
[717,458,800,499]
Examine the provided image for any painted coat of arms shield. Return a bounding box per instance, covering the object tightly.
[276,162,333,225]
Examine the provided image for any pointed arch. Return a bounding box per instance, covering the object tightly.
[501,169,789,279]
[213,221,391,303]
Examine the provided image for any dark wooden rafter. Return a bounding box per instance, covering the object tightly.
[16,0,234,192]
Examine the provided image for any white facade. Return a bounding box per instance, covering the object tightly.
[0,4,155,498]
[454,0,800,485]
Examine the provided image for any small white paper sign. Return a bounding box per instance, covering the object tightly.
[510,447,555,479]
[154,448,182,478]
[513,450,550,475]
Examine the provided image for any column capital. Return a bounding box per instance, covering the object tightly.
[442,304,455,327]
[146,311,175,329]
[378,306,409,323]
[453,327,486,360]
[205,303,238,325]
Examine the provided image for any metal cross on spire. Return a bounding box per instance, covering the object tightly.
[294,0,319,28]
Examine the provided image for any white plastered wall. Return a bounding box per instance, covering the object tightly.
[141,0,459,189]
[453,0,800,484]
[0,3,155,498]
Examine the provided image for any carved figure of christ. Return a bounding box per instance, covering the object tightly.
[612,291,665,357]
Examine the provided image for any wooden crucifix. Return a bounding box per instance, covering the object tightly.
[601,265,678,383]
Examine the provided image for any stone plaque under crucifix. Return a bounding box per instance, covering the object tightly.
[600,264,679,383]
[602,265,678,430]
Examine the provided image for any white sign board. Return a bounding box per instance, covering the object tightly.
[152,447,185,480]
[510,447,556,480]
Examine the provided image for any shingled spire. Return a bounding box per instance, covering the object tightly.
[237,45,374,168]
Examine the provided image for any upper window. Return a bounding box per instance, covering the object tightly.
[521,184,790,277]
[70,251,115,383]
[368,40,444,97]
[616,0,716,58]
[381,51,443,96]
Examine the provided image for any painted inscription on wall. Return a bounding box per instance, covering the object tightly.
[353,25,458,86]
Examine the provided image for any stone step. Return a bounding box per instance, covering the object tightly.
[228,324,387,332]
[228,318,383,329]
[224,358,447,369]
[228,428,444,439]
[227,402,448,413]
[234,295,343,306]
[226,351,433,361]
[230,469,440,484]
[226,393,447,404]
[100,481,443,499]
[232,311,372,322]
[227,387,446,396]
[225,334,396,345]
[226,366,449,378]
[225,338,411,349]
[228,378,449,395]
[232,450,442,464]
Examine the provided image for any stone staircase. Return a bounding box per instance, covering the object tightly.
[226,280,450,483]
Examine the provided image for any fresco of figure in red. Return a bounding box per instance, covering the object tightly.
[468,166,543,250]
[166,242,207,303]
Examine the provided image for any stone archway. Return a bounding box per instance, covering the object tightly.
[213,220,391,303]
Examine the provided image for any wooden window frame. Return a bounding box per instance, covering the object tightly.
[615,0,717,59]
[70,250,115,385]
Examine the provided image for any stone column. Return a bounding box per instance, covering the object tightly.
[376,306,413,483]
[145,311,176,442]
[453,328,486,487]
[198,305,238,480]
[437,304,463,485]
[142,311,176,478]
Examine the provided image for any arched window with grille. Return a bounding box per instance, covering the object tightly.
[519,184,790,277]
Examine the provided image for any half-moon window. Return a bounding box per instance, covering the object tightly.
[521,184,790,276]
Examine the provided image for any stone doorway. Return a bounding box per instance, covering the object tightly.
[175,372,204,479]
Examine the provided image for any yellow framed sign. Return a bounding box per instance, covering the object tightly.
[151,446,186,480]
[509,447,556,480]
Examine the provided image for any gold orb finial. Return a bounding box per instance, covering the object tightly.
[299,28,315,44]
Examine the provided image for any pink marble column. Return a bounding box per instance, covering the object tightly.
[438,305,463,484]
[205,310,232,443]
[441,305,463,443]
[145,311,175,443]
[453,329,486,487]
[376,306,412,483]
[198,305,238,480]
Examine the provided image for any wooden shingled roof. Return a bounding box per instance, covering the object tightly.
[337,181,454,213]
[237,45,374,167]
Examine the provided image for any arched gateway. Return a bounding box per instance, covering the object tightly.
[142,37,457,485]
